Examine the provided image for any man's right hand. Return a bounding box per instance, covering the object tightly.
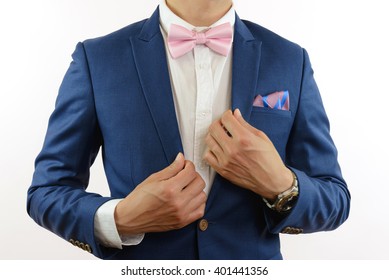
[114,153,207,235]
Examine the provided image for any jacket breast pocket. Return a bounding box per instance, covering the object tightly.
[249,107,293,160]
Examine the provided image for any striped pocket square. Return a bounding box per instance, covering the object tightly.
[253,90,289,111]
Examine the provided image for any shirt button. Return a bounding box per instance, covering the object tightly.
[199,161,206,170]
[198,219,209,231]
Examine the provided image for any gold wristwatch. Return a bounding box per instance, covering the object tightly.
[263,171,299,213]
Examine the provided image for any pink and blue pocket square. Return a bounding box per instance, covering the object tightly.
[253,90,289,111]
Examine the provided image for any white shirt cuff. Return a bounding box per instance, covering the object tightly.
[94,199,145,249]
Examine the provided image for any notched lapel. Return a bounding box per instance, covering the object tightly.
[130,8,183,163]
[231,16,262,121]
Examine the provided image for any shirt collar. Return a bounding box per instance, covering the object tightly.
[159,0,235,34]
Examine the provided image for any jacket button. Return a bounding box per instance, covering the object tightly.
[281,227,291,234]
[198,219,209,231]
[85,244,92,253]
[281,226,303,234]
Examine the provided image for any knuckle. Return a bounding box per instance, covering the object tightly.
[188,167,197,178]
[186,159,194,167]
[202,152,211,163]
[197,203,206,218]
[256,129,267,138]
[170,200,183,212]
[219,168,229,178]
[174,213,188,228]
[237,135,251,147]
[198,207,205,218]
[185,160,195,171]
[195,174,206,187]
[162,185,176,199]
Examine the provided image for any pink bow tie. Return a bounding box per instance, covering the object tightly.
[167,22,233,59]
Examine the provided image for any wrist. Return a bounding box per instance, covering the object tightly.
[262,167,294,200]
[114,197,141,236]
[113,200,128,234]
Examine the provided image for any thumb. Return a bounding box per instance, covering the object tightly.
[157,152,185,180]
[233,109,258,134]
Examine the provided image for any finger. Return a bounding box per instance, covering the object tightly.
[203,148,220,169]
[233,109,253,131]
[220,110,247,138]
[185,191,207,218]
[169,160,199,190]
[205,133,224,159]
[181,174,206,198]
[154,152,185,181]
[208,119,231,149]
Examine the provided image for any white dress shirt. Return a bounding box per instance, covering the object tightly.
[94,0,235,249]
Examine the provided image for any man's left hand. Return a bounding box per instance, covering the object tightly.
[203,109,293,200]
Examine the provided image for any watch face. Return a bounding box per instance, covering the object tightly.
[275,191,299,212]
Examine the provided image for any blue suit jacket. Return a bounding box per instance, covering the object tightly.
[27,8,350,259]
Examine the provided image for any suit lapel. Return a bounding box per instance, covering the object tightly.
[130,8,183,163]
[231,15,262,120]
[207,15,262,210]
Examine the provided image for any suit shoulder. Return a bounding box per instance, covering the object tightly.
[81,18,148,50]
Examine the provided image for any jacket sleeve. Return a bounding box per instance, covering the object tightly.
[263,49,351,234]
[27,42,117,258]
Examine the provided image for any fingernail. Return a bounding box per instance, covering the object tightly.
[235,108,242,117]
[175,152,182,161]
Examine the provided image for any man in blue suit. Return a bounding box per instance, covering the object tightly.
[27,0,350,259]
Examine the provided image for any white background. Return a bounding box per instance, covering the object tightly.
[0,0,388,260]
